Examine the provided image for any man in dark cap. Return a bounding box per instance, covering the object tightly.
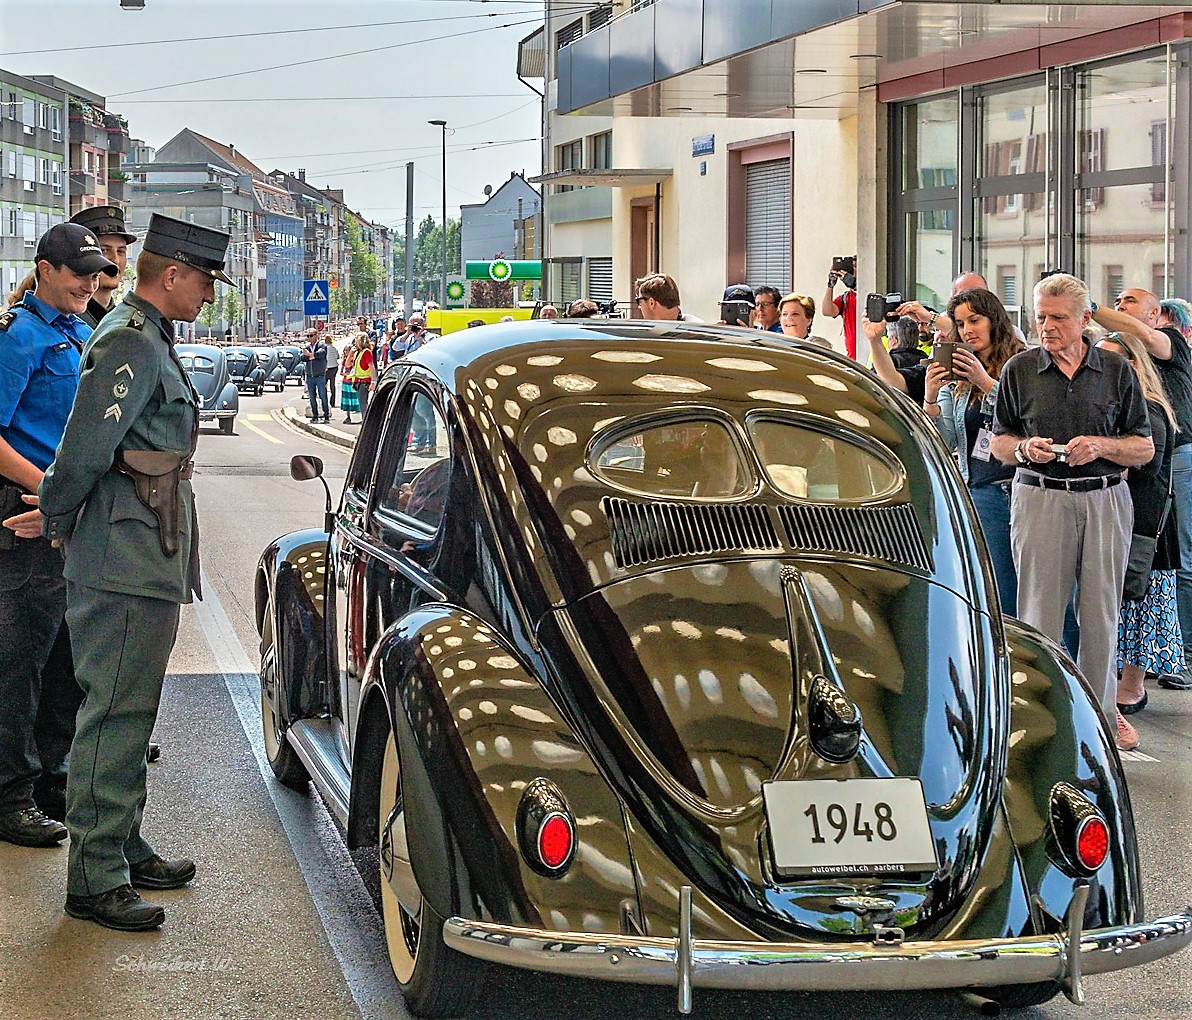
[70,205,137,329]
[719,283,755,327]
[29,213,228,931]
[0,223,117,850]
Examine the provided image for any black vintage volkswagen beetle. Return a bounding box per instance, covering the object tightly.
[175,343,238,434]
[226,345,266,395]
[277,344,305,386]
[256,321,1190,1017]
[250,344,288,392]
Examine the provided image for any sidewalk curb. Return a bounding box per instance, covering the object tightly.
[275,405,357,450]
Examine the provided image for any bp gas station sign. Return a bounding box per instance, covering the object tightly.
[465,260,542,282]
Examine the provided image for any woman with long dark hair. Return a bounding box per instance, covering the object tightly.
[922,287,1025,616]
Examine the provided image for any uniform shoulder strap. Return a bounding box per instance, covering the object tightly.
[125,307,147,331]
[0,307,17,332]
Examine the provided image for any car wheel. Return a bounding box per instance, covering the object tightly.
[979,982,1061,1008]
[220,417,234,435]
[378,727,484,1016]
[259,591,310,789]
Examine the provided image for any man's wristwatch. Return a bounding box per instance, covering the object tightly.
[1090,301,1099,314]
[927,311,938,329]
[1014,440,1029,465]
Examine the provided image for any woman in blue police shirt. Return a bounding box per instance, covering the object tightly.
[0,223,116,848]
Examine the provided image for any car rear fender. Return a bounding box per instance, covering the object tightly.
[219,382,239,413]
[1000,618,1141,929]
[364,603,641,933]
[257,528,331,723]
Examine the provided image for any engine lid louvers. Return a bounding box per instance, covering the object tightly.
[602,497,779,569]
[601,498,932,573]
[777,502,932,573]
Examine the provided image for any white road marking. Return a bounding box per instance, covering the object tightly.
[240,418,283,445]
[191,572,404,1020]
[1120,749,1160,763]
[248,413,273,420]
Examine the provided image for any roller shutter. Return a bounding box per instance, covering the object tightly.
[587,257,613,301]
[745,158,791,292]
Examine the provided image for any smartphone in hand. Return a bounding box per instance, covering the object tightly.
[932,342,975,380]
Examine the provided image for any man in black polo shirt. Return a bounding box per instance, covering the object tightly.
[991,274,1153,727]
[1091,288,1192,689]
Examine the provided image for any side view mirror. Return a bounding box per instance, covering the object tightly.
[290,455,323,481]
[291,455,335,533]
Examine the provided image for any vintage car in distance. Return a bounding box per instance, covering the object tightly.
[225,345,266,395]
[249,345,288,392]
[175,343,238,434]
[257,320,1191,1017]
[277,345,306,386]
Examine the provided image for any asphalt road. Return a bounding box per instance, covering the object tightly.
[0,383,1188,1020]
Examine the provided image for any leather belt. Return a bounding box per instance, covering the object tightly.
[179,459,194,481]
[1015,470,1122,493]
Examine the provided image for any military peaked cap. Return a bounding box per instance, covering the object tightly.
[143,213,234,285]
[70,205,138,245]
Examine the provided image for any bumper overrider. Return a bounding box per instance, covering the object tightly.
[444,886,1192,1013]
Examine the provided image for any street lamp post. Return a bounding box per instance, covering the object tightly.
[428,119,447,306]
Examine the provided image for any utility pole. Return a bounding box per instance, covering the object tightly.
[428,119,447,305]
[404,162,415,315]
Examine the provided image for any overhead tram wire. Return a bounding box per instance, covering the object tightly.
[118,94,528,104]
[0,2,593,57]
[108,16,543,99]
[316,138,539,178]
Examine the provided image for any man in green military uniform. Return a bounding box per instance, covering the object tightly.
[37,213,232,931]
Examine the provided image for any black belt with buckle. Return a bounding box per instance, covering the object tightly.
[1016,470,1122,493]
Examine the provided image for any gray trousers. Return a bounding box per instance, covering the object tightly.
[64,582,180,897]
[1010,479,1132,728]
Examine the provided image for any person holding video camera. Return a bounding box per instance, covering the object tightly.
[922,288,1024,618]
[990,273,1153,729]
[822,256,858,359]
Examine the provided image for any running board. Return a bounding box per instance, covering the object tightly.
[288,719,351,826]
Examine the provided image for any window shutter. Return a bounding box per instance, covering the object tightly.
[744,158,791,293]
[587,257,613,301]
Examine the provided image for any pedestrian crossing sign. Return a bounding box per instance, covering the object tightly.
[303,280,330,316]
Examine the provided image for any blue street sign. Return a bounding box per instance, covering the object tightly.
[303,280,329,316]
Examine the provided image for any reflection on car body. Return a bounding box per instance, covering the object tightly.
[256,320,1190,1017]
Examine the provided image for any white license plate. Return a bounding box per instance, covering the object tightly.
[762,778,937,878]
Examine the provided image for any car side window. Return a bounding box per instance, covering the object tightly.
[376,391,450,528]
[344,384,394,494]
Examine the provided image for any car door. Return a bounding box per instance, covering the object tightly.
[344,384,452,759]
[327,380,396,764]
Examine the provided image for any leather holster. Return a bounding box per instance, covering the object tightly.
[114,449,193,558]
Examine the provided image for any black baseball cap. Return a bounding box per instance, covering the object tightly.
[35,223,120,278]
[142,213,234,284]
[721,283,755,307]
[70,204,138,244]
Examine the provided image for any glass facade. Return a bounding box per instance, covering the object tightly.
[891,44,1190,331]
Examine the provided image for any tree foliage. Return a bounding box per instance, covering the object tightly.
[394,214,461,303]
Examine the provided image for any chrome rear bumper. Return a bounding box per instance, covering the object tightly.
[444,888,1191,1013]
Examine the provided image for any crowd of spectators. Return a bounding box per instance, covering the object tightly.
[617,263,1191,754]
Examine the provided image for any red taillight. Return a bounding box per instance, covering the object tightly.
[537,812,574,870]
[1075,816,1109,870]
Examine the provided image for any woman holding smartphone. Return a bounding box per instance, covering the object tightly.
[922,288,1024,616]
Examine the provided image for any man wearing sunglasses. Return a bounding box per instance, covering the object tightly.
[633,273,702,323]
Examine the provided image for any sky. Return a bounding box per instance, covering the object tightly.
[0,0,548,228]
